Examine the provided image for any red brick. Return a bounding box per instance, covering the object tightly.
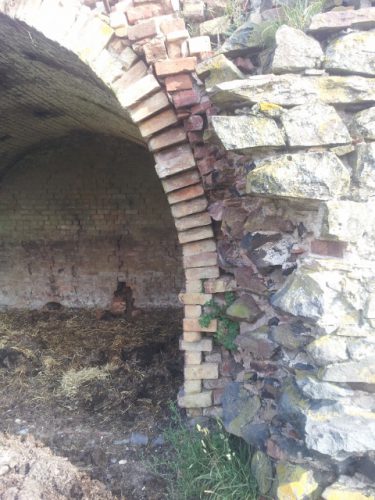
[182,238,216,257]
[126,3,163,24]
[154,144,195,178]
[129,91,169,123]
[190,98,211,115]
[162,170,201,193]
[193,145,211,159]
[159,17,186,34]
[171,197,208,218]
[155,57,197,76]
[167,183,204,204]
[128,19,157,40]
[138,108,178,137]
[188,131,203,144]
[172,89,200,108]
[175,212,212,231]
[143,38,168,64]
[166,40,182,59]
[118,74,160,107]
[178,225,214,244]
[184,251,217,268]
[197,157,215,175]
[184,115,204,131]
[165,74,193,92]
[311,240,346,258]
[148,127,186,152]
[112,60,147,91]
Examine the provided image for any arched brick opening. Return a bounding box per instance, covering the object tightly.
[0,0,219,410]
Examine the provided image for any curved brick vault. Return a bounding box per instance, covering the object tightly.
[0,0,220,410]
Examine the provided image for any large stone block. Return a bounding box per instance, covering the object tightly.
[325,31,375,77]
[276,462,320,500]
[308,7,375,34]
[246,152,350,201]
[321,359,375,385]
[355,142,375,199]
[211,115,285,152]
[222,382,261,438]
[281,102,351,147]
[319,200,368,242]
[226,294,264,323]
[322,475,375,499]
[306,335,348,366]
[210,74,375,108]
[272,25,323,74]
[351,106,375,141]
[196,54,245,88]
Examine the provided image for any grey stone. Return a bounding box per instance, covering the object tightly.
[351,106,375,140]
[235,328,279,359]
[321,358,375,384]
[278,380,308,431]
[355,142,375,199]
[281,102,351,147]
[325,31,375,77]
[222,382,261,437]
[246,152,350,201]
[130,432,149,446]
[251,237,294,273]
[210,74,375,108]
[271,322,313,350]
[305,401,375,458]
[308,7,375,34]
[211,115,285,152]
[272,25,323,74]
[322,475,375,499]
[319,200,368,242]
[251,450,273,495]
[196,54,245,89]
[296,376,354,400]
[306,335,348,366]
[226,293,264,323]
[271,260,359,329]
[242,423,270,449]
[347,338,375,360]
[220,20,262,56]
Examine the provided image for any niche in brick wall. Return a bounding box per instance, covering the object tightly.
[0,132,183,309]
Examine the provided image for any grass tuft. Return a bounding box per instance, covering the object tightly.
[150,405,258,499]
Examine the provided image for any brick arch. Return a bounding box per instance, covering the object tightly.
[0,0,219,410]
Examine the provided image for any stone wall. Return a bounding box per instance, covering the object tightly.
[181,4,375,498]
[1,0,375,497]
[0,134,183,308]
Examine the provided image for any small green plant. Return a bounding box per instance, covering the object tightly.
[199,292,240,351]
[251,0,325,48]
[149,404,258,499]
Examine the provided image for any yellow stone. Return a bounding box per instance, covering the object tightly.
[323,487,375,500]
[276,462,319,500]
[259,101,282,112]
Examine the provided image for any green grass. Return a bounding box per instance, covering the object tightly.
[150,405,258,500]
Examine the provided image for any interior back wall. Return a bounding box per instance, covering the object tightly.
[0,133,183,308]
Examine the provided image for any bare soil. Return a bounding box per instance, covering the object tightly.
[0,308,184,499]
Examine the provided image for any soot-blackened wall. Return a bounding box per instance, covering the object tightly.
[0,133,183,308]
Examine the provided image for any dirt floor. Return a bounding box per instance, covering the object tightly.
[0,308,184,499]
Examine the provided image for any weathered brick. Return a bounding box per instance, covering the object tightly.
[173,89,200,108]
[178,390,212,408]
[143,37,168,64]
[180,338,213,352]
[185,266,220,280]
[179,292,212,305]
[126,3,164,24]
[178,225,214,244]
[184,317,217,332]
[109,11,128,30]
[112,60,147,91]
[159,17,185,34]
[186,281,203,292]
[183,251,217,268]
[166,41,182,59]
[204,276,237,293]
[184,304,202,318]
[187,131,203,144]
[213,388,224,405]
[185,351,202,364]
[113,0,134,11]
[167,184,204,204]
[165,74,193,92]
[184,380,202,394]
[162,170,200,193]
[183,1,205,21]
[128,19,157,40]
[175,212,212,231]
[129,91,169,122]
[154,144,195,178]
[183,331,202,341]
[197,157,215,175]
[155,57,197,76]
[118,74,160,107]
[184,115,204,131]
[171,197,208,218]
[188,35,211,55]
[148,127,186,152]
[138,108,178,137]
[311,239,346,258]
[184,363,218,379]
[182,238,216,256]
[166,29,190,42]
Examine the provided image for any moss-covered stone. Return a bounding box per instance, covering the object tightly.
[251,451,273,495]
[276,462,320,500]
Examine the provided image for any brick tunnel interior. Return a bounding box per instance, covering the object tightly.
[0,13,185,497]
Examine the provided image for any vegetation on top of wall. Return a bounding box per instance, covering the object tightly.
[252,0,325,47]
[149,405,258,499]
[199,292,240,351]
